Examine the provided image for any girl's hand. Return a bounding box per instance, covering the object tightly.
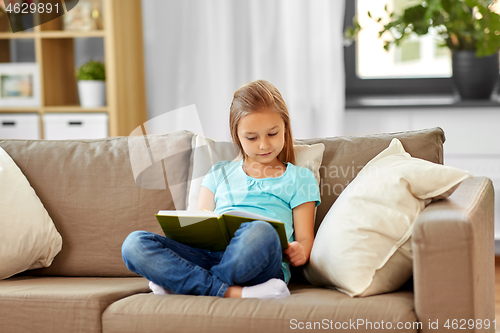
[283,241,308,267]
[287,201,316,267]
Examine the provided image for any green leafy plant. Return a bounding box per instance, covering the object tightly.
[345,0,500,57]
[76,60,106,81]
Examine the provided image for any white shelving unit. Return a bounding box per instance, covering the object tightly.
[0,0,147,139]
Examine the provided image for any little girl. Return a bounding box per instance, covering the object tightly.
[122,80,320,298]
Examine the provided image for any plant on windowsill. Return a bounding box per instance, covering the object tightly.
[345,0,500,100]
[76,60,106,108]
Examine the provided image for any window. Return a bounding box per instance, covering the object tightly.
[344,0,454,96]
[356,0,452,79]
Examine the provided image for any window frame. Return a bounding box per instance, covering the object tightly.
[344,0,455,96]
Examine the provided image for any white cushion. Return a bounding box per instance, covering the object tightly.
[304,138,472,297]
[291,143,324,184]
[0,147,62,280]
[186,135,325,211]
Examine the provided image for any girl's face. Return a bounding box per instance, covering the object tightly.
[237,109,285,166]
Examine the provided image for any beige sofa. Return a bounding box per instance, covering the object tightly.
[0,127,494,333]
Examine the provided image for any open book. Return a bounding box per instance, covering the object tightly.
[155,210,289,252]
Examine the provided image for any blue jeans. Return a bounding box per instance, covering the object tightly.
[122,221,284,297]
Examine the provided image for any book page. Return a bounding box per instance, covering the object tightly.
[157,210,219,227]
[157,210,219,218]
[156,214,228,251]
[223,210,281,222]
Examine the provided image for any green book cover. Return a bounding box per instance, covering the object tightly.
[155,210,289,252]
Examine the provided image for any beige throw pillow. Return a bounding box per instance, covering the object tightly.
[304,138,472,297]
[0,147,62,279]
[186,135,325,210]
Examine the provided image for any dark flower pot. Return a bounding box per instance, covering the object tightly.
[452,51,499,100]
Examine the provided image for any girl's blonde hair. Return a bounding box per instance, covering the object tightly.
[229,80,295,164]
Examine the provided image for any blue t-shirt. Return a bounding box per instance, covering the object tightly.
[201,159,321,283]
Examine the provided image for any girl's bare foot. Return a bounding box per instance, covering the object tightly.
[223,285,243,298]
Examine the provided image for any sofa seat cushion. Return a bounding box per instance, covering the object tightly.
[0,276,149,333]
[102,284,418,333]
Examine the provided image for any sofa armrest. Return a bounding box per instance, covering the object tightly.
[412,177,495,333]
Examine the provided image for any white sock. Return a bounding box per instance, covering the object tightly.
[241,278,290,299]
[149,281,176,295]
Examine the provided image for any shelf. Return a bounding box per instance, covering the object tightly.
[43,106,108,113]
[0,107,40,113]
[38,30,105,39]
[0,106,109,113]
[0,32,36,39]
[0,30,105,39]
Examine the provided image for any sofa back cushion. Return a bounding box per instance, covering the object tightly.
[0,131,194,277]
[296,127,445,234]
[0,128,444,278]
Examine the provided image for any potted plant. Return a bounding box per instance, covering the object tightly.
[345,0,500,100]
[76,60,106,107]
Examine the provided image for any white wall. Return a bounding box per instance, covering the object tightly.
[345,107,500,240]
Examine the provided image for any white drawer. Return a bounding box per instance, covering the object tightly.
[43,113,108,140]
[0,113,40,140]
